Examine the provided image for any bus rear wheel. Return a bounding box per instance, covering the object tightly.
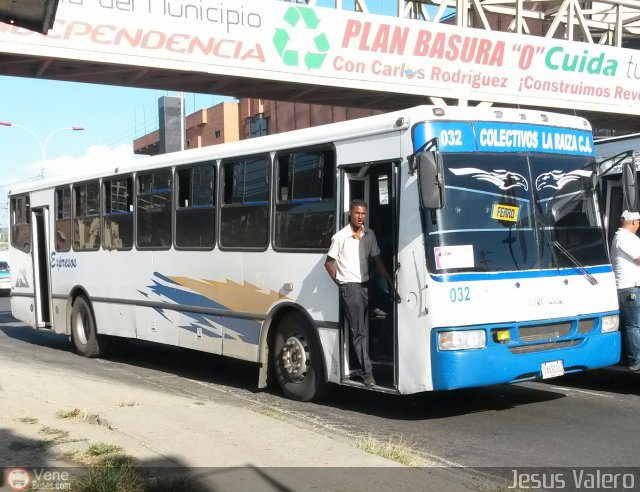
[71,296,101,358]
[273,312,328,402]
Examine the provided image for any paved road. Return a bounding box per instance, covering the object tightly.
[2,295,639,481]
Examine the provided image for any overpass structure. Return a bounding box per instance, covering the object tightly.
[0,0,638,134]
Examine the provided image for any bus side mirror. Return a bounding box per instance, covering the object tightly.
[622,160,639,212]
[417,151,445,210]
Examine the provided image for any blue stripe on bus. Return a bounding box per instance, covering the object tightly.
[138,188,171,194]
[289,197,322,203]
[429,265,612,282]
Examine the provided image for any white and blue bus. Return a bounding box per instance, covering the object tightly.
[8,105,620,401]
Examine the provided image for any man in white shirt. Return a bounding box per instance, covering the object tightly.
[610,209,640,371]
[324,200,396,387]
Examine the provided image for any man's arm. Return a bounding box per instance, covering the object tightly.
[373,255,400,302]
[620,237,640,263]
[373,255,392,285]
[325,256,339,286]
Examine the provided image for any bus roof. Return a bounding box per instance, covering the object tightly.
[9,105,591,195]
[595,133,640,158]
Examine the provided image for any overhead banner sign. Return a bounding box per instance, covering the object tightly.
[0,0,639,115]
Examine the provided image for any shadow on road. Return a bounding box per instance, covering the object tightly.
[2,321,569,419]
[315,381,567,421]
[0,324,72,352]
[538,365,640,396]
[0,323,262,395]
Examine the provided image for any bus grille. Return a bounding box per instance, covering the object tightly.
[518,322,571,342]
[509,340,580,354]
[577,318,595,334]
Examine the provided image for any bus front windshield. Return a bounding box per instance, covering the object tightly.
[423,153,608,274]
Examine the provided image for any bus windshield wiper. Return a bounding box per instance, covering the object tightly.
[551,240,598,286]
[534,214,560,270]
[534,200,597,285]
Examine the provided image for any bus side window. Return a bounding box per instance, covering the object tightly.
[73,181,101,251]
[103,177,133,251]
[220,156,270,249]
[176,162,215,249]
[55,186,72,252]
[10,195,31,253]
[136,169,172,250]
[274,148,335,250]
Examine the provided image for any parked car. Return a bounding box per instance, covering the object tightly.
[0,261,10,295]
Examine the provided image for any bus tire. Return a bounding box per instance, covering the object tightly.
[273,312,329,402]
[70,296,101,358]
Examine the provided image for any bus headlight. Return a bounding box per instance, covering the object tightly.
[601,315,619,333]
[438,330,486,351]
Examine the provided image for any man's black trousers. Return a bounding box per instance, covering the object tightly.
[339,282,372,377]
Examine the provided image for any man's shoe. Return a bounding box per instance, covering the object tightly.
[370,307,387,318]
[629,364,640,372]
[363,374,376,387]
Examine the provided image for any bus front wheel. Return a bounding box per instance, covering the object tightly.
[71,296,101,358]
[273,312,328,402]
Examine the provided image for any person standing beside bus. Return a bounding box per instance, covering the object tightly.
[610,210,640,371]
[324,199,395,387]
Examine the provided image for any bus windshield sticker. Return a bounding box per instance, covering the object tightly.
[491,204,519,222]
[413,122,594,156]
[434,245,475,270]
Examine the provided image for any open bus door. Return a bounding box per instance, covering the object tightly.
[339,161,399,390]
[598,151,639,246]
[31,207,52,329]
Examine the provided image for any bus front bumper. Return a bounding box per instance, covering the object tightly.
[430,326,621,391]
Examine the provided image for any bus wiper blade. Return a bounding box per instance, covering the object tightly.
[535,215,559,268]
[552,240,598,286]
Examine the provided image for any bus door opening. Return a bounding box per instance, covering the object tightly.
[32,207,52,328]
[603,178,624,247]
[340,162,398,389]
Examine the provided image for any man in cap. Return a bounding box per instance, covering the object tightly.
[610,210,640,371]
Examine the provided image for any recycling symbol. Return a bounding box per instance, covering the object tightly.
[273,6,330,70]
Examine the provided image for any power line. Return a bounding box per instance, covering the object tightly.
[0,174,41,189]
[98,113,159,147]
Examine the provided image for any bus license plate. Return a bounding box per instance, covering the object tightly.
[541,360,565,379]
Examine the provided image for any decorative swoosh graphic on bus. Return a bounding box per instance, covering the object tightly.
[449,168,529,191]
[171,277,283,314]
[139,272,286,345]
[535,170,592,191]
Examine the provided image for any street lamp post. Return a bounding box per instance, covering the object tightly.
[0,122,85,178]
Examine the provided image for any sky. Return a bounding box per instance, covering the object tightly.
[0,79,227,228]
[0,0,397,229]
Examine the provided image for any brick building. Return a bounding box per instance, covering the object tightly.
[133,97,383,156]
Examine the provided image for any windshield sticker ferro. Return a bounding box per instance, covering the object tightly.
[535,170,593,191]
[449,168,528,191]
[491,204,519,222]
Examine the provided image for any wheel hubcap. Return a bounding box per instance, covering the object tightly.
[280,335,309,382]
